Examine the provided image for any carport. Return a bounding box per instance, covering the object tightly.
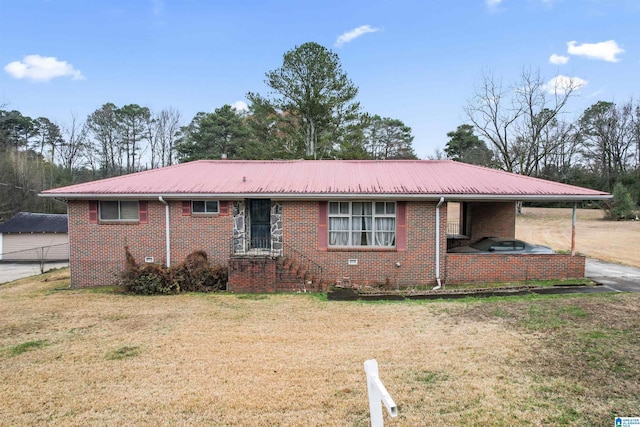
[444,195,610,286]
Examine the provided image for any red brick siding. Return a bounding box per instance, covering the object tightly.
[468,202,516,242]
[281,201,446,287]
[67,200,233,288]
[69,198,567,291]
[168,201,233,266]
[445,254,586,284]
[68,200,166,287]
[228,257,276,293]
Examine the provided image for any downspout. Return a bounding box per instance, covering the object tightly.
[433,197,445,290]
[571,202,577,256]
[158,196,171,267]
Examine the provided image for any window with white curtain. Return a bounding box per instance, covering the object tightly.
[328,201,396,247]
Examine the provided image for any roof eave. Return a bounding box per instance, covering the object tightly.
[39,192,612,202]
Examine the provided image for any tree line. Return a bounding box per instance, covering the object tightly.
[0,105,183,217]
[1,43,638,219]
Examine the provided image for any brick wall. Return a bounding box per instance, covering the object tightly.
[68,200,233,288]
[68,198,565,291]
[445,253,586,284]
[281,201,447,288]
[468,202,516,242]
[169,202,233,266]
[447,202,517,250]
[68,200,164,287]
[228,256,276,293]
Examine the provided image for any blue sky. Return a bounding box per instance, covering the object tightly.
[1,0,637,158]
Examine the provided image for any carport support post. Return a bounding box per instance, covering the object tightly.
[571,203,577,256]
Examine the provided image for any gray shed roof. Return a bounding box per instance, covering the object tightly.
[0,212,68,233]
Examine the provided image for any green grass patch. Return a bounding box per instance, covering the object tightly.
[235,294,270,300]
[407,369,449,386]
[516,302,590,330]
[80,285,122,294]
[105,345,140,360]
[306,291,329,302]
[491,307,513,318]
[456,293,640,426]
[5,340,49,356]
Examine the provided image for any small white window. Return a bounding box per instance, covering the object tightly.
[192,200,219,214]
[99,201,139,221]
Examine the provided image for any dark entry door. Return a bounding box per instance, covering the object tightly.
[250,199,271,249]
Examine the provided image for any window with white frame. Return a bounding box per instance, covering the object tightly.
[328,201,396,247]
[99,201,139,221]
[192,200,219,214]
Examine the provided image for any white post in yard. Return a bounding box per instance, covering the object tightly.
[364,359,397,427]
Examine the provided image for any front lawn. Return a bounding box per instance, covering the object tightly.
[1,269,638,426]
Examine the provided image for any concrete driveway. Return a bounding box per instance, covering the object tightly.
[585,258,640,292]
[0,262,69,285]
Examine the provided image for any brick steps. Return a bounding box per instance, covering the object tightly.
[228,255,326,292]
[276,256,325,292]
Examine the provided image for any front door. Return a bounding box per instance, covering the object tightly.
[249,199,271,249]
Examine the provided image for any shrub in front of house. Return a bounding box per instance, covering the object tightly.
[171,250,228,292]
[128,263,180,295]
[118,247,227,295]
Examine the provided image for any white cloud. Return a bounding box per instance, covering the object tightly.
[231,101,249,112]
[549,54,569,65]
[543,75,588,94]
[567,40,624,62]
[335,25,380,48]
[485,0,503,9]
[4,55,84,82]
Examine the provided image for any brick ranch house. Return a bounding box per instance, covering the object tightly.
[40,160,610,292]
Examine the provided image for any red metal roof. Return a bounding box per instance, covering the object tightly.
[40,160,610,201]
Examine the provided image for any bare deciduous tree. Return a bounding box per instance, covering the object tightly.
[537,119,582,183]
[579,100,635,190]
[86,103,120,177]
[58,114,88,174]
[465,68,580,175]
[152,108,181,167]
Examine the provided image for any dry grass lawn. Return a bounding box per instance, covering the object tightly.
[1,207,639,426]
[2,268,640,426]
[516,207,639,267]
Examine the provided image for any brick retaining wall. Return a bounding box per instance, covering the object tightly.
[445,253,586,284]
